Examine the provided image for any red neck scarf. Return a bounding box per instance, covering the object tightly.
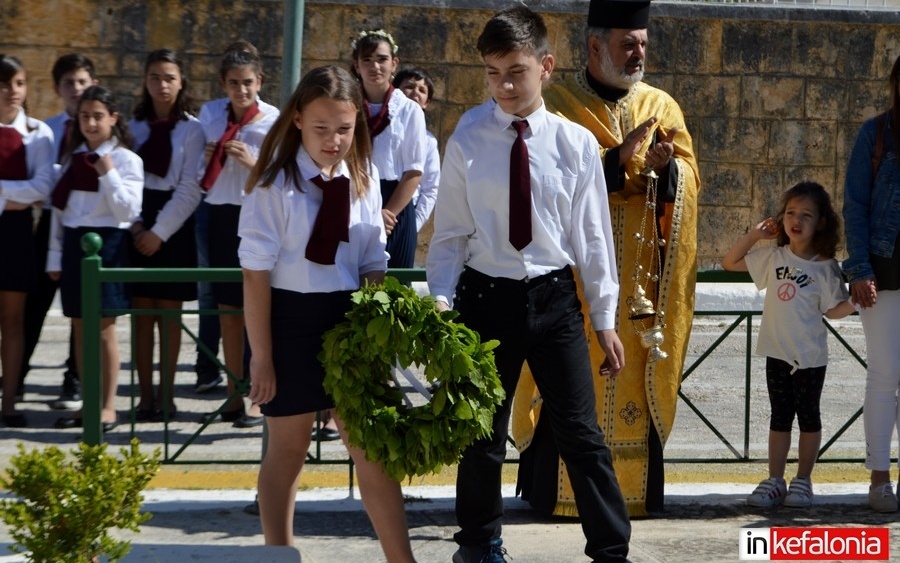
[51,152,100,210]
[306,174,351,265]
[0,127,27,180]
[364,86,393,140]
[200,102,261,191]
[137,117,178,178]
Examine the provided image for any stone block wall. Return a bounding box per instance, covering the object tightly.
[3,0,899,267]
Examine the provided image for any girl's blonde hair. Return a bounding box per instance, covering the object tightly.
[247,65,371,195]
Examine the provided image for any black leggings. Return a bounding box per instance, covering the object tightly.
[766,357,826,433]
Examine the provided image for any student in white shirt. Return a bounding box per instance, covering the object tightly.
[0,54,55,428]
[128,49,205,422]
[197,47,278,428]
[350,30,426,268]
[192,41,280,397]
[392,67,441,236]
[239,65,416,562]
[426,7,631,562]
[45,85,144,433]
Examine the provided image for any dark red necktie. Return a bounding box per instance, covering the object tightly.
[57,118,72,164]
[0,127,27,180]
[306,175,351,265]
[51,152,100,210]
[364,86,393,139]
[200,102,261,191]
[509,120,532,251]
[138,118,178,178]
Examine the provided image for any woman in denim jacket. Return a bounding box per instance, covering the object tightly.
[843,54,900,513]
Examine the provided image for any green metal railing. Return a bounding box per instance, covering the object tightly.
[79,234,867,465]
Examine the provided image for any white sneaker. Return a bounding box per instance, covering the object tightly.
[746,477,787,508]
[784,477,814,508]
[868,482,898,513]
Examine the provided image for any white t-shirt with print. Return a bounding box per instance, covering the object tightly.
[745,245,849,369]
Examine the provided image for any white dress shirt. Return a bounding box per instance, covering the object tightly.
[198,99,279,206]
[238,146,388,293]
[414,130,440,232]
[45,111,71,161]
[0,109,55,213]
[46,138,144,272]
[370,91,426,181]
[129,115,205,241]
[426,100,619,329]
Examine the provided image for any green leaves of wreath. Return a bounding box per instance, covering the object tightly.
[320,277,505,482]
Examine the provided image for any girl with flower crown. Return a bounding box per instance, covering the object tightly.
[350,29,426,268]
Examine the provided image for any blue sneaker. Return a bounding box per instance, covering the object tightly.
[451,538,510,563]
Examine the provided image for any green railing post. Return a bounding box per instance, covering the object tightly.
[80,232,104,445]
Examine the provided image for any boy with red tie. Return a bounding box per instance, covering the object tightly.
[426,7,631,562]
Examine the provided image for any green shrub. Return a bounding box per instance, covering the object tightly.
[0,438,161,563]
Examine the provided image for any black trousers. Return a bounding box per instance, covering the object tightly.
[452,266,631,562]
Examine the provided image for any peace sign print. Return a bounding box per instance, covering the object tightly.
[777,282,796,302]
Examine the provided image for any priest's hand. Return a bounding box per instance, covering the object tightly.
[619,117,656,166]
[644,127,678,172]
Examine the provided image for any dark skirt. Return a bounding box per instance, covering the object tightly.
[131,188,198,301]
[0,208,35,292]
[381,179,416,268]
[261,287,353,417]
[208,203,242,307]
[60,226,130,318]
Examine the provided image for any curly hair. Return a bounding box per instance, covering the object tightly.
[774,181,841,258]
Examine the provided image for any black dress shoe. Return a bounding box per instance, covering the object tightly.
[54,416,117,432]
[134,408,155,422]
[312,427,340,441]
[233,414,264,428]
[2,413,28,428]
[200,408,243,424]
[54,416,82,429]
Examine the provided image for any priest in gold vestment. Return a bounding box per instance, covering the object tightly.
[514,0,700,517]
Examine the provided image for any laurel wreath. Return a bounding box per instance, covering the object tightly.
[319,277,504,482]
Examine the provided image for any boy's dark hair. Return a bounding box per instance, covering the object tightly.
[133,49,196,121]
[476,5,549,59]
[392,68,435,103]
[51,53,96,86]
[775,181,841,259]
[65,85,134,158]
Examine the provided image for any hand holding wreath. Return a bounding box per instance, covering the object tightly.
[319,277,505,482]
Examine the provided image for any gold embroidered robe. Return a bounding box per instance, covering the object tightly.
[512,72,701,517]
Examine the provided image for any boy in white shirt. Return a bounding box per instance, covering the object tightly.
[426,6,631,563]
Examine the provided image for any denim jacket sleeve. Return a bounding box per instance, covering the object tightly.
[843,118,877,283]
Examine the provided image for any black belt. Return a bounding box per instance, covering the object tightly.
[461,265,573,290]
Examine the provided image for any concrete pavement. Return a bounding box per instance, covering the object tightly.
[3,483,897,562]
